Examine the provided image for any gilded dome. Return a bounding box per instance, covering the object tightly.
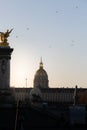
[34,59,49,88]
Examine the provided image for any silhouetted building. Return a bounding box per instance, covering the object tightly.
[34,58,49,88]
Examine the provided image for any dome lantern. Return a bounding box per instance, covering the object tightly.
[39,57,43,69]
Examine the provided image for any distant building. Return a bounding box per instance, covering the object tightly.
[12,59,74,104]
[11,60,87,105]
[33,58,49,88]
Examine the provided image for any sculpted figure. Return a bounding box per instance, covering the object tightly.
[0,29,13,43]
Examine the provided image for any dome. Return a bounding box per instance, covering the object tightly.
[34,59,49,88]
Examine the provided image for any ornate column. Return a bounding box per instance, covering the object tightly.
[0,29,13,89]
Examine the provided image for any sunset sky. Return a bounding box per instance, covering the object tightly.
[0,0,87,88]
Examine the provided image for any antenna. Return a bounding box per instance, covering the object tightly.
[25,78,27,88]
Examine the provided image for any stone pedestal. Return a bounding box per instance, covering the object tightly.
[0,46,13,89]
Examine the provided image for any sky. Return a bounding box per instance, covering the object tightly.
[0,0,87,88]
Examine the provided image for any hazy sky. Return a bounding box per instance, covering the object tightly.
[0,0,87,88]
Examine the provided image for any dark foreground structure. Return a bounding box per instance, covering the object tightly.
[0,101,87,130]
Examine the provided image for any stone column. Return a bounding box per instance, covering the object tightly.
[0,46,13,89]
